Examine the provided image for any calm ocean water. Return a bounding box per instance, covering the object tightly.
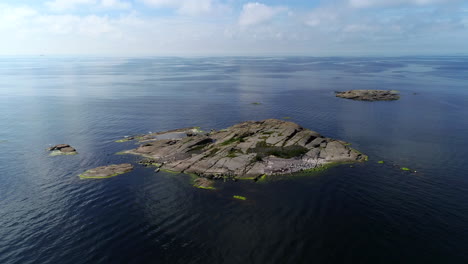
[0,56,467,263]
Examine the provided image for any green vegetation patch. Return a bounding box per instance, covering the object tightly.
[160,168,181,174]
[378,160,384,164]
[188,144,207,153]
[227,148,242,158]
[207,147,220,157]
[303,162,341,173]
[220,136,246,146]
[195,185,216,190]
[249,141,308,159]
[401,167,411,171]
[233,195,247,200]
[115,138,131,143]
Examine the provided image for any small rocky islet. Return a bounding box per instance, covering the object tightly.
[79,163,134,179]
[48,144,78,156]
[335,90,400,101]
[120,119,367,183]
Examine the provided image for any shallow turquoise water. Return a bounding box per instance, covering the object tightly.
[0,56,467,263]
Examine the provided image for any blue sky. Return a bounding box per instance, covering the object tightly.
[1,0,467,55]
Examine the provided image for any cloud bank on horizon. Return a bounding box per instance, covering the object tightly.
[0,0,467,55]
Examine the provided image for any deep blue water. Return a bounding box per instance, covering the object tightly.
[0,56,467,264]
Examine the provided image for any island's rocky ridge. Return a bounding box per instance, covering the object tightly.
[121,119,367,180]
[335,90,400,101]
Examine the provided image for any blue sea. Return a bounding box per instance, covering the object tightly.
[0,56,467,263]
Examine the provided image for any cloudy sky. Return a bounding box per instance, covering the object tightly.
[1,0,467,55]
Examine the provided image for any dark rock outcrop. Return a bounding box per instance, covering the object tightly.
[48,144,78,156]
[122,119,367,180]
[336,90,400,101]
[79,163,133,179]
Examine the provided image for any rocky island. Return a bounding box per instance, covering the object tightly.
[48,144,78,156]
[335,90,400,101]
[120,119,367,181]
[79,163,134,179]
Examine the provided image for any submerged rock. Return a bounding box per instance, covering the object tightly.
[335,90,400,101]
[193,177,215,189]
[48,144,78,156]
[79,163,134,179]
[122,119,367,180]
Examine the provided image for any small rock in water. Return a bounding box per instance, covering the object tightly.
[79,163,134,179]
[335,90,400,101]
[48,144,78,156]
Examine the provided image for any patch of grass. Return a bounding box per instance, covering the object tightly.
[220,137,245,146]
[233,195,247,200]
[160,168,181,174]
[207,147,220,157]
[378,160,384,164]
[227,149,239,158]
[257,174,268,182]
[188,144,207,152]
[401,167,411,171]
[249,141,308,159]
[194,185,216,190]
[115,138,131,143]
[300,162,345,174]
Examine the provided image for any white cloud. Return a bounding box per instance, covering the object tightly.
[141,0,228,16]
[304,7,341,28]
[46,0,97,11]
[46,0,131,11]
[100,0,132,9]
[349,0,460,8]
[0,1,467,55]
[238,2,286,26]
